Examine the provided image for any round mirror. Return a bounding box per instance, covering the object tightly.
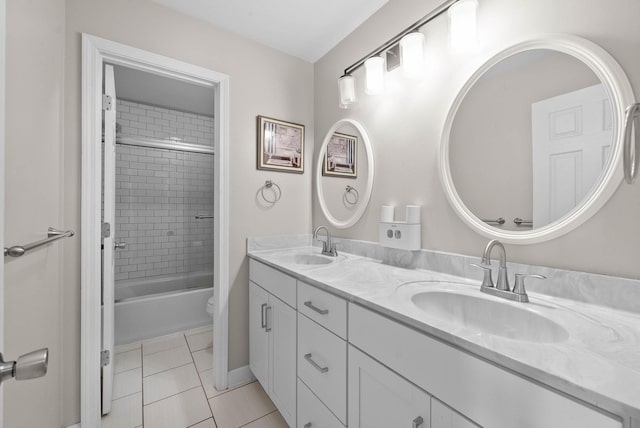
[440,35,635,244]
[316,119,375,228]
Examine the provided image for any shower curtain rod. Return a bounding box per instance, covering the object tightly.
[116,136,215,155]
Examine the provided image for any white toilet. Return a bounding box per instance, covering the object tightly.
[206,296,214,317]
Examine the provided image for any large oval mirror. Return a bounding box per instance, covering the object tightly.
[440,35,635,244]
[316,119,375,228]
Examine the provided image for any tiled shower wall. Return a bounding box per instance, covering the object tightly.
[116,99,215,147]
[114,101,215,283]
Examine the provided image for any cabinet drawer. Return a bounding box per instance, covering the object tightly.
[249,259,296,308]
[297,281,347,339]
[297,379,344,428]
[349,303,622,428]
[298,313,347,424]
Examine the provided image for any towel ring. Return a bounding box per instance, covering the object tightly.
[623,103,640,184]
[261,180,281,204]
[344,185,359,205]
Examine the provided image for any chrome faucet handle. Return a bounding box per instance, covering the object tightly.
[470,263,494,288]
[513,274,546,298]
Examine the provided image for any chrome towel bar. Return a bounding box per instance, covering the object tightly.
[4,227,75,258]
[195,214,214,219]
[482,218,505,225]
[513,218,533,227]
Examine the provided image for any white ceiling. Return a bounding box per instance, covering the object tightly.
[152,0,390,62]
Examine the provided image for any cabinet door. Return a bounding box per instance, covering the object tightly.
[269,295,297,427]
[249,282,269,388]
[349,345,430,428]
[431,398,480,428]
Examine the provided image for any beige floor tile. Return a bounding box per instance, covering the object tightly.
[143,363,201,405]
[115,342,141,354]
[208,382,276,428]
[199,369,226,399]
[190,418,217,428]
[242,411,287,428]
[192,347,214,373]
[144,387,212,428]
[143,333,188,355]
[101,392,142,428]
[115,348,141,374]
[186,330,213,352]
[185,325,213,336]
[143,345,192,377]
[113,367,142,400]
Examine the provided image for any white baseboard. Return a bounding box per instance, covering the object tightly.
[227,365,256,389]
[65,424,80,428]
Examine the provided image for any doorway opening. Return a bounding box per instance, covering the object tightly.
[81,34,230,427]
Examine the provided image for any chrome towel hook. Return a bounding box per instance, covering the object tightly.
[261,180,282,204]
[344,185,359,205]
[623,103,640,184]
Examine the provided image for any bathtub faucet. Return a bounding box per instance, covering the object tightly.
[313,226,337,257]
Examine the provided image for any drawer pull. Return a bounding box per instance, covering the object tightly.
[304,353,329,373]
[265,305,272,332]
[260,303,267,329]
[304,424,312,428]
[304,300,329,315]
[412,416,424,428]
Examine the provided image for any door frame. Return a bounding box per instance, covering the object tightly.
[0,0,5,425]
[81,34,230,426]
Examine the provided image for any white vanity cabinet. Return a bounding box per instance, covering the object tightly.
[349,303,623,428]
[249,260,297,427]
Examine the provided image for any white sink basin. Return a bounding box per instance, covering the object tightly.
[274,251,345,267]
[411,291,569,343]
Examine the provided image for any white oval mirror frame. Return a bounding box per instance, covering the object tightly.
[316,119,375,228]
[440,34,636,244]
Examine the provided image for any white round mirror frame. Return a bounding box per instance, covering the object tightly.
[316,118,375,229]
[440,34,636,244]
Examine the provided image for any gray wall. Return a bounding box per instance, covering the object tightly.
[313,0,640,279]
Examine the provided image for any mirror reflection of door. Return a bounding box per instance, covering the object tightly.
[532,84,612,227]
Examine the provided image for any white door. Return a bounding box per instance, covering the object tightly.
[348,345,430,428]
[101,64,117,415]
[532,83,612,227]
[268,296,296,427]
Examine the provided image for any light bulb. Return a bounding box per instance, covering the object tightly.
[400,32,425,77]
[364,56,385,95]
[448,0,478,53]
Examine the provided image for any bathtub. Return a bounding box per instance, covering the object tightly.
[114,272,213,345]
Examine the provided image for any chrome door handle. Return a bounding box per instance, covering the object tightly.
[0,348,49,386]
[412,416,424,428]
[260,303,267,329]
[114,241,126,250]
[304,353,328,373]
[265,306,272,332]
[303,301,329,315]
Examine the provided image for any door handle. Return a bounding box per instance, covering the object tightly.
[114,242,126,250]
[0,348,49,385]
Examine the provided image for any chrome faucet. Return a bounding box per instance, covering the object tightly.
[471,239,545,303]
[313,226,338,257]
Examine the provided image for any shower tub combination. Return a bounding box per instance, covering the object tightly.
[114,271,213,345]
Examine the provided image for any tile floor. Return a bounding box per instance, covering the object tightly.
[102,326,288,428]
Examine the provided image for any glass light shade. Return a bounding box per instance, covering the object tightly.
[448,0,478,53]
[364,56,385,95]
[400,32,425,77]
[338,74,357,108]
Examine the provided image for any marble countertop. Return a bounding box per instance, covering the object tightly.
[247,245,640,421]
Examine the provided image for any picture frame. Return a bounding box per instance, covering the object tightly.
[257,115,305,174]
[322,132,358,178]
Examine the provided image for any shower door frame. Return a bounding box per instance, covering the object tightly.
[80,34,230,427]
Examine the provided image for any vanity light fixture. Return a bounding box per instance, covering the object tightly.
[448,0,478,53]
[364,56,385,95]
[337,0,475,108]
[400,32,426,77]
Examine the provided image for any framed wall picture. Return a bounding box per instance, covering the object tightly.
[322,132,358,178]
[257,115,305,173]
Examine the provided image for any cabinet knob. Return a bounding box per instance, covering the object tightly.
[412,416,424,428]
